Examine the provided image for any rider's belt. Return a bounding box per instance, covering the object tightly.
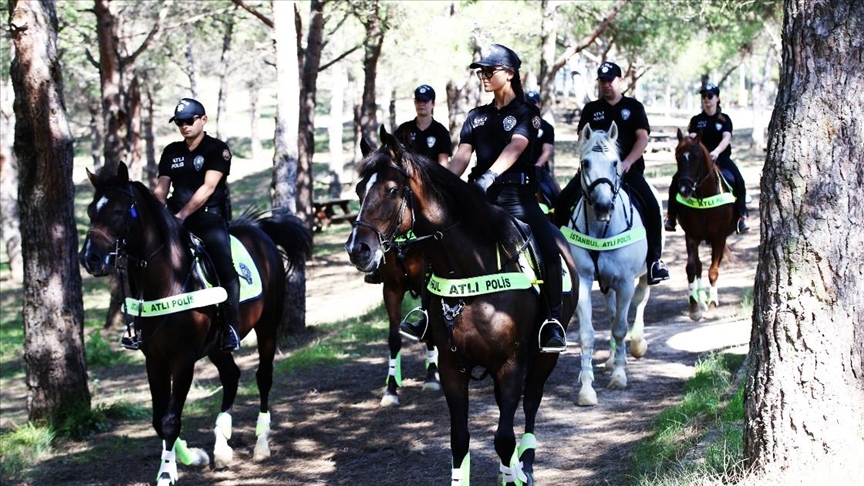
[495,172,532,185]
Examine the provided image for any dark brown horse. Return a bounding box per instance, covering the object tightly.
[673,129,736,321]
[345,127,577,485]
[376,242,441,407]
[79,163,311,485]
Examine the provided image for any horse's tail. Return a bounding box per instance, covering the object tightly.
[258,213,313,272]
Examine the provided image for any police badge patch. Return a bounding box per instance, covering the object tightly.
[426,136,435,148]
[193,155,205,171]
[715,123,723,131]
[503,115,517,132]
[621,108,631,121]
[222,149,231,161]
[532,116,541,129]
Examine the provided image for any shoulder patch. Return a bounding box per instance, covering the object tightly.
[532,116,541,129]
[223,149,231,161]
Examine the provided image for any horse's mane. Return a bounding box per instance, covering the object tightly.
[358,147,517,246]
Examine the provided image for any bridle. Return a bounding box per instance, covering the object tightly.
[579,145,622,208]
[677,143,713,195]
[351,164,416,254]
[86,184,156,271]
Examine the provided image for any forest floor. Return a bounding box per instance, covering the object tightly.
[0,113,763,485]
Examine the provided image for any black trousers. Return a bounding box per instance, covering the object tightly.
[621,171,663,266]
[667,157,747,219]
[491,184,562,313]
[184,209,239,311]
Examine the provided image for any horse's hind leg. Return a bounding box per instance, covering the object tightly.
[493,364,525,485]
[208,351,241,469]
[576,277,598,406]
[520,353,560,485]
[423,342,441,391]
[629,275,650,359]
[439,361,471,484]
[685,238,706,321]
[253,323,278,461]
[381,284,404,407]
[707,240,726,308]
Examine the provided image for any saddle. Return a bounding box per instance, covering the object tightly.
[188,233,263,304]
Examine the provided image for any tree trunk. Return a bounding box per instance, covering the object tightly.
[327,64,345,200]
[745,0,864,479]
[358,1,384,146]
[216,11,235,140]
[94,0,127,175]
[125,75,142,181]
[184,40,198,99]
[9,0,90,422]
[143,84,157,189]
[271,0,306,336]
[538,0,557,117]
[248,80,262,162]
[87,103,102,169]
[297,0,325,228]
[0,72,23,283]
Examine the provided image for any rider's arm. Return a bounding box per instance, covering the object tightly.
[535,142,554,168]
[622,128,648,173]
[488,134,529,175]
[174,170,223,223]
[710,131,732,161]
[437,153,450,166]
[449,143,474,176]
[153,176,172,205]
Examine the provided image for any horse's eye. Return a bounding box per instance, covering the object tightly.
[387,187,399,199]
[580,159,589,169]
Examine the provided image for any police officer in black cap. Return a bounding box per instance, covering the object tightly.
[563,61,670,285]
[407,43,566,353]
[395,84,453,165]
[152,98,241,352]
[665,83,749,234]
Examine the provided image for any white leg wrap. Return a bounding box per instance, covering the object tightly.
[451,451,470,486]
[215,411,232,440]
[157,441,178,484]
[213,413,234,469]
[426,346,439,368]
[256,411,271,437]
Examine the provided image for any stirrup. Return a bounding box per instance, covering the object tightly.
[120,334,141,351]
[664,217,676,232]
[538,318,566,353]
[399,307,428,342]
[221,326,240,353]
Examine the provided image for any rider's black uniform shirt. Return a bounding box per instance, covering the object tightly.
[460,98,541,181]
[395,118,453,162]
[688,112,733,161]
[578,96,651,174]
[158,133,232,212]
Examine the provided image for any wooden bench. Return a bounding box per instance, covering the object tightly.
[313,198,358,232]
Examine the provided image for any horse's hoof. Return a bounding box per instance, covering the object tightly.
[630,338,648,359]
[603,355,615,373]
[380,393,400,407]
[156,474,175,486]
[577,387,598,406]
[213,429,234,469]
[524,472,535,486]
[608,368,627,389]
[184,447,209,467]
[422,380,441,392]
[253,434,271,462]
[689,311,703,322]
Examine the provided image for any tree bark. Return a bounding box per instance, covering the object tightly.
[358,0,385,146]
[94,0,127,175]
[9,0,90,422]
[216,10,235,140]
[328,64,346,200]
[745,0,864,478]
[296,0,325,228]
[0,72,23,283]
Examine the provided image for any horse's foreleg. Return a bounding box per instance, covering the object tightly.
[423,344,441,392]
[707,240,726,308]
[381,285,404,407]
[209,352,241,469]
[155,362,197,484]
[576,278,598,406]
[629,276,650,359]
[520,353,559,483]
[608,283,634,390]
[440,360,471,485]
[685,238,706,321]
[493,365,526,485]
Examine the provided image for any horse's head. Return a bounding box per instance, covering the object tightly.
[577,122,622,221]
[345,126,416,272]
[675,129,713,199]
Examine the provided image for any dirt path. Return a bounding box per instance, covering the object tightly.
[3,119,761,486]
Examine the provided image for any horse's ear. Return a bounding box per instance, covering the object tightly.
[380,125,404,161]
[360,138,374,157]
[117,161,129,183]
[608,121,618,141]
[86,168,98,188]
[580,123,592,141]
[677,128,685,142]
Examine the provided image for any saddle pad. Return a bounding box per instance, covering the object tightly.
[230,236,263,303]
[517,252,573,294]
[124,287,227,317]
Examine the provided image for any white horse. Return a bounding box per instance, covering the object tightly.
[561,122,661,406]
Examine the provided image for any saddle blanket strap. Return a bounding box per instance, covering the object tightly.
[675,192,736,209]
[561,226,646,251]
[123,287,228,317]
[427,272,533,297]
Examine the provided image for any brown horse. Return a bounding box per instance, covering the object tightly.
[345,126,577,485]
[376,242,441,407]
[673,129,736,321]
[79,162,311,485]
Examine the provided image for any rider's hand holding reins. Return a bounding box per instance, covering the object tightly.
[474,170,498,193]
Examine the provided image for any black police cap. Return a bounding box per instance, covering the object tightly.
[469,44,522,71]
[699,83,720,96]
[168,98,206,123]
[414,84,435,102]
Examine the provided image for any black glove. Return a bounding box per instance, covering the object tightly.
[474,170,498,193]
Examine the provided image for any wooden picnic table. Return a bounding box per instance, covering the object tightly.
[313,198,358,232]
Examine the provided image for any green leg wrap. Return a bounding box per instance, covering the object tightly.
[386,350,402,387]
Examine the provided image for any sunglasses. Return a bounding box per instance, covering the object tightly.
[701,93,716,100]
[174,116,199,127]
[476,67,504,80]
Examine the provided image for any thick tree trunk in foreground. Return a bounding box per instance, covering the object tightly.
[745,0,864,479]
[9,0,90,422]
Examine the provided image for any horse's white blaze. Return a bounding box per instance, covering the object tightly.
[95,194,109,214]
[347,172,385,268]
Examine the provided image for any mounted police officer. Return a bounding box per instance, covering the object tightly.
[394,84,453,165]
[153,98,240,352]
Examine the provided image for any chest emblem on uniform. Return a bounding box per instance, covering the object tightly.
[193,155,205,171]
[621,108,631,121]
[473,116,487,128]
[715,123,723,131]
[503,115,517,132]
[532,116,541,129]
[423,136,433,148]
[222,149,231,161]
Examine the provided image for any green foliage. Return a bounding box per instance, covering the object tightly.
[0,423,54,479]
[630,352,746,484]
[86,331,131,368]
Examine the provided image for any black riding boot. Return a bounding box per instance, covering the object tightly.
[221,277,241,352]
[539,304,566,353]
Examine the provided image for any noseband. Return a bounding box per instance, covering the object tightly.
[580,164,621,207]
